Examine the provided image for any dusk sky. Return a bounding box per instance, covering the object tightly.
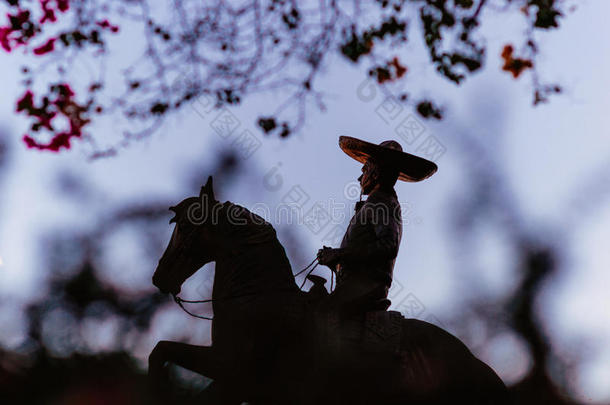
[1,1,609,402]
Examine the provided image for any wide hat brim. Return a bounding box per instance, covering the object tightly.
[339,136,437,182]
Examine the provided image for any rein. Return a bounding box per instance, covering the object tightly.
[173,295,214,320]
[173,256,323,321]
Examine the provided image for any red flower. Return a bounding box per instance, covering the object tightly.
[23,132,72,152]
[18,83,89,152]
[374,57,408,84]
[501,44,533,79]
[0,10,37,52]
[16,91,35,112]
[390,57,407,79]
[39,0,57,24]
[57,0,70,12]
[0,27,12,52]
[54,83,75,100]
[23,135,38,148]
[33,37,55,55]
[15,10,31,26]
[37,110,57,131]
[39,0,71,24]
[96,19,119,33]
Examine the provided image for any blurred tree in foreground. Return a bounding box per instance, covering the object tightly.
[1,0,572,153]
[0,204,169,403]
[0,144,246,403]
[444,129,610,404]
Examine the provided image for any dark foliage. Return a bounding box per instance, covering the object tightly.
[0,0,570,154]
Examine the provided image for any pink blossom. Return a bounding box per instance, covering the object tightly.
[33,37,55,55]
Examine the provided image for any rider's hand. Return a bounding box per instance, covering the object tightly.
[317,246,343,268]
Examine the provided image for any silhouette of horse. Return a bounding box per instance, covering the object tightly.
[149,177,509,404]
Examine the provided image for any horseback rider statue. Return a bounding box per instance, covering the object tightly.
[316,136,437,317]
[148,138,509,404]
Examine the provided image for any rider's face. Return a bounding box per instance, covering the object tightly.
[358,160,379,195]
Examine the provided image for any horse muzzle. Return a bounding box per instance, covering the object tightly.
[152,271,181,295]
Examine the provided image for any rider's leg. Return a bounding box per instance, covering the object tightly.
[304,275,384,404]
[317,273,383,317]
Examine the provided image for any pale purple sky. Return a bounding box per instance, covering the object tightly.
[1,1,609,402]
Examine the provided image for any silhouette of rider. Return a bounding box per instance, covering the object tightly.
[316,137,437,317]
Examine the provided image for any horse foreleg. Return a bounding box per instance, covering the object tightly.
[190,380,244,405]
[149,341,243,403]
[149,340,227,380]
[148,341,176,402]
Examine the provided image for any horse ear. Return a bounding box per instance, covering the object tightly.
[168,206,177,224]
[200,176,216,202]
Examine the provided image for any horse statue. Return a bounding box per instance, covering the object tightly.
[149,177,509,404]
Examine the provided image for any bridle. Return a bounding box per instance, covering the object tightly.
[172,255,333,321]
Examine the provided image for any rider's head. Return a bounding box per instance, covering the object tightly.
[339,137,437,191]
[358,158,399,195]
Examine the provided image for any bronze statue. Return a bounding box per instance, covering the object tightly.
[149,142,509,404]
[317,136,437,317]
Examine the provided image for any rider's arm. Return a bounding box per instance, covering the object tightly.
[339,220,400,262]
[338,200,401,263]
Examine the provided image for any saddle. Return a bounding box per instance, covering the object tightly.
[305,274,392,312]
[304,275,403,357]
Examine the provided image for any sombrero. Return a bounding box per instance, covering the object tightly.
[339,136,437,182]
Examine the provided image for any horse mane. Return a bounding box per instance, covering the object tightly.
[214,201,298,294]
[172,197,279,246]
[219,201,278,245]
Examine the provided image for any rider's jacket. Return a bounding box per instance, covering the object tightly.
[336,187,402,289]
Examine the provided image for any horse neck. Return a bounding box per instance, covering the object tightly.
[211,239,298,304]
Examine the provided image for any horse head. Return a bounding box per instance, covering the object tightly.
[152,176,222,295]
